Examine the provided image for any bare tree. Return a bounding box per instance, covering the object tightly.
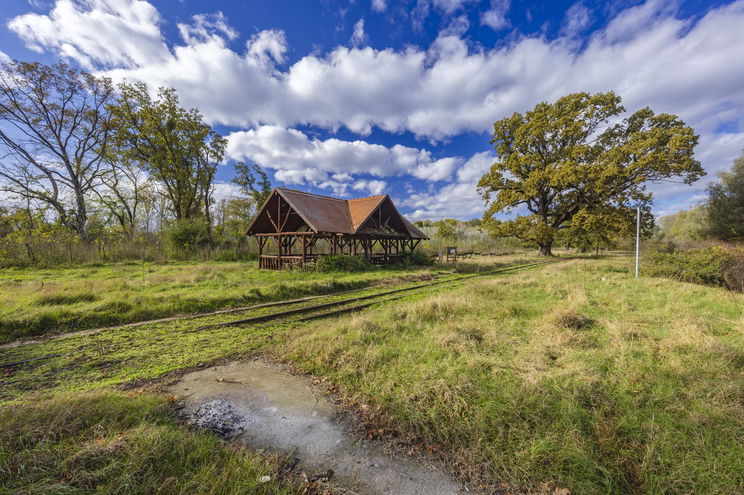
[93,156,151,238]
[0,61,114,240]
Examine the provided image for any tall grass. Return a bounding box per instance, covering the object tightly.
[281,260,744,494]
[0,390,291,494]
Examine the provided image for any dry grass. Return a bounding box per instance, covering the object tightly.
[281,259,744,494]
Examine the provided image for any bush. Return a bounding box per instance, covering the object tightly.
[314,254,374,272]
[401,251,434,266]
[161,219,212,259]
[723,250,744,291]
[647,246,744,290]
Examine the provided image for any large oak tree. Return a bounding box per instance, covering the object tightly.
[478,92,704,255]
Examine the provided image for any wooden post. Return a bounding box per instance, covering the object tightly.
[277,234,282,269]
[258,237,264,269]
[301,235,307,267]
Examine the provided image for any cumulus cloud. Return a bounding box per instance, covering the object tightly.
[11,0,744,141]
[0,51,10,63]
[481,0,511,31]
[226,125,461,183]
[353,179,387,195]
[411,157,461,181]
[8,0,744,218]
[8,0,168,69]
[401,151,495,219]
[246,29,287,66]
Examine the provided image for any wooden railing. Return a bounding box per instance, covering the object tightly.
[259,253,406,269]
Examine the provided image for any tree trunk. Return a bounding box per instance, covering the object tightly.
[538,241,553,256]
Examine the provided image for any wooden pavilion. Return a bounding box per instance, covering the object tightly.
[246,188,428,269]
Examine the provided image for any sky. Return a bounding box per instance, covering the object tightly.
[1,0,743,220]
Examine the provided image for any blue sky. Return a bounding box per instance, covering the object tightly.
[1,0,743,220]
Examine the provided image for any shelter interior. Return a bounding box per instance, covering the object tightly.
[246,188,428,269]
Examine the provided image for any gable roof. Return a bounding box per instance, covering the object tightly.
[246,188,428,239]
[347,195,386,231]
[277,188,353,234]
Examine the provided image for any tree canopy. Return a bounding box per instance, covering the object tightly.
[706,150,744,241]
[478,91,704,255]
[231,161,272,210]
[0,61,114,239]
[108,82,226,224]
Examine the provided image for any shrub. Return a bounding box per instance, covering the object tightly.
[647,246,744,290]
[723,250,744,291]
[400,251,434,266]
[314,254,374,272]
[161,219,212,259]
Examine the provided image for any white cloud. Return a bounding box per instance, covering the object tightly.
[226,125,460,183]
[246,29,287,66]
[8,0,744,218]
[482,0,511,31]
[353,179,387,195]
[8,0,168,69]
[11,0,744,142]
[428,0,478,14]
[350,18,367,47]
[401,151,496,219]
[0,51,10,63]
[561,2,591,37]
[178,12,237,45]
[411,156,461,181]
[371,0,386,13]
[212,182,242,203]
[455,151,495,183]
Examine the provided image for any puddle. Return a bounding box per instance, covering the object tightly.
[168,360,464,495]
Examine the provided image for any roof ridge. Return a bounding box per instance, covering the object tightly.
[277,187,347,202]
[279,187,387,203]
[348,194,387,201]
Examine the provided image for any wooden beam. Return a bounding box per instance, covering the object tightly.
[254,232,316,237]
[266,195,280,232]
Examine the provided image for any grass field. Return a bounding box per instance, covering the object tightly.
[283,259,744,494]
[0,391,293,495]
[0,260,452,343]
[2,256,742,494]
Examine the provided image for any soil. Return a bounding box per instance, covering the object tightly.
[167,360,464,495]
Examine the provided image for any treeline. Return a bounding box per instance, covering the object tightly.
[0,61,269,266]
[415,216,644,255]
[658,150,744,245]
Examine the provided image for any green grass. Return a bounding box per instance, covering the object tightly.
[1,262,520,406]
[2,256,740,494]
[281,259,744,494]
[0,390,292,494]
[0,260,448,343]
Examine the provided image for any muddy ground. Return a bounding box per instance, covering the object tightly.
[167,360,464,495]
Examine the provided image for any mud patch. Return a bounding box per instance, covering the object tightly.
[168,360,463,495]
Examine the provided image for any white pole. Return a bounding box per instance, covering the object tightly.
[635,206,641,278]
